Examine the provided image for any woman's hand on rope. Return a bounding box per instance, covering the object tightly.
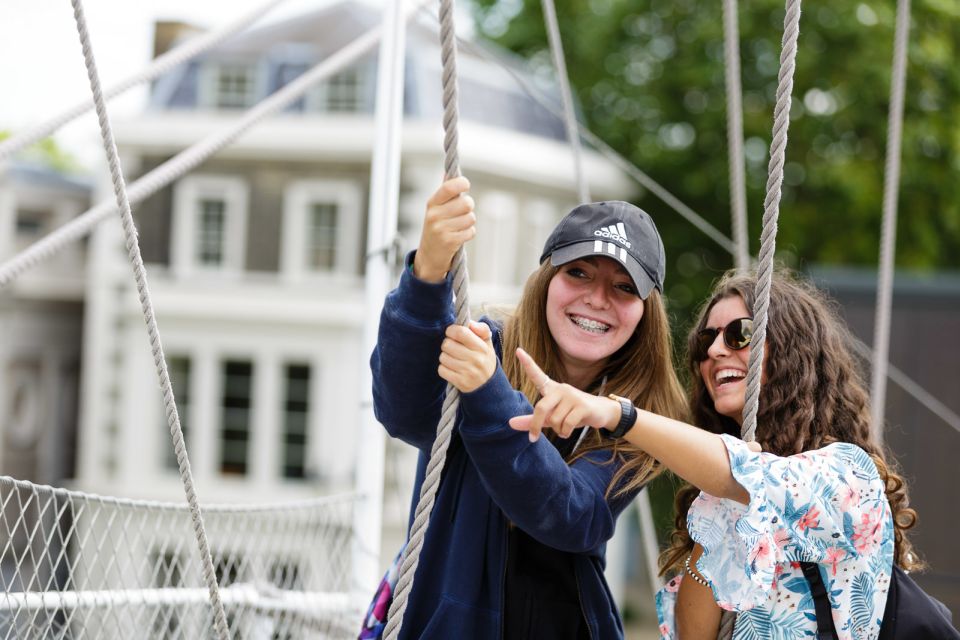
[413,176,476,283]
[438,321,497,393]
[508,348,620,442]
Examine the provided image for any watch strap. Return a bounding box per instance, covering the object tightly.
[607,394,637,439]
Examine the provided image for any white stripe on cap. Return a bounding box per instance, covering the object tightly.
[607,242,617,256]
[616,222,627,238]
[619,247,627,262]
[594,240,603,253]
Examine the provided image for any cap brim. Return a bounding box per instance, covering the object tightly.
[549,241,658,299]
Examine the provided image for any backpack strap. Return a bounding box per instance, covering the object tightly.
[800,561,839,640]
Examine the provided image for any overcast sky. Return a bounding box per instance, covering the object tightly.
[0,0,380,166]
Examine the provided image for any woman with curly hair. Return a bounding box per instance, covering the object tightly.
[510,269,926,640]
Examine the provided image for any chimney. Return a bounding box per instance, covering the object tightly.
[152,21,205,59]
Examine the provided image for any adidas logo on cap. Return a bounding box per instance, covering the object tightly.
[593,223,631,249]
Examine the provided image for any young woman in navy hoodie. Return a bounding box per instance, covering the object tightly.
[367,176,686,639]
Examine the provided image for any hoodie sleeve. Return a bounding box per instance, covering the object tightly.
[370,252,456,452]
[458,361,639,553]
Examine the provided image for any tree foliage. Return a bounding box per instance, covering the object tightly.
[471,0,960,324]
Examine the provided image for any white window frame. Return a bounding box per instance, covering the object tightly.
[303,63,370,114]
[199,61,260,110]
[172,175,248,277]
[281,179,362,280]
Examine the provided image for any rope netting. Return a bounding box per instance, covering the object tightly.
[0,477,357,639]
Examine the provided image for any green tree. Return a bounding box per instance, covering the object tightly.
[471,0,960,548]
[1,130,81,174]
[471,0,960,322]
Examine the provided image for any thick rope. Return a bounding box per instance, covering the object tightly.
[723,0,750,272]
[541,0,589,203]
[0,2,431,289]
[68,1,229,638]
[720,2,803,638]
[0,0,290,162]
[382,1,467,637]
[869,0,911,443]
[739,0,802,443]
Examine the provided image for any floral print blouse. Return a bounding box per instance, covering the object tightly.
[656,435,894,640]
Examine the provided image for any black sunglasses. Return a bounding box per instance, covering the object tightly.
[694,317,754,361]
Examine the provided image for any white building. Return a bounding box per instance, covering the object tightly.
[70,0,633,565]
[0,162,90,486]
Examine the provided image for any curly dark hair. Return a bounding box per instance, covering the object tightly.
[659,269,922,575]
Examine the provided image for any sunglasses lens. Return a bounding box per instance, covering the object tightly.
[725,318,753,350]
[695,329,718,360]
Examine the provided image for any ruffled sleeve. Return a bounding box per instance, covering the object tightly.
[688,435,889,612]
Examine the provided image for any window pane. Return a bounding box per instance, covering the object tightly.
[197,198,225,266]
[282,364,310,479]
[164,357,191,470]
[324,69,363,112]
[307,203,338,270]
[215,64,255,109]
[220,361,252,475]
[15,209,50,236]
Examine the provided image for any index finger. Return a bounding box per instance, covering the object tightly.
[516,348,550,392]
[427,176,471,207]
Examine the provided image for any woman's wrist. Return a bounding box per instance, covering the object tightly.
[411,252,447,283]
[605,395,637,438]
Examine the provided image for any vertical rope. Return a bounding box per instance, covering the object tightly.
[68,2,230,638]
[870,0,911,444]
[723,0,750,272]
[720,2,803,637]
[740,0,802,443]
[541,0,590,203]
[383,0,469,637]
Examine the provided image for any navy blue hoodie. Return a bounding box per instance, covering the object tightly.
[371,256,642,639]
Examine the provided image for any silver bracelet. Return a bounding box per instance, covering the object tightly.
[684,553,710,588]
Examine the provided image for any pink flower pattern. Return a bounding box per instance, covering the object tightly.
[656,438,894,640]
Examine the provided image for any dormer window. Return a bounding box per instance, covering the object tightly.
[321,68,365,112]
[211,63,257,109]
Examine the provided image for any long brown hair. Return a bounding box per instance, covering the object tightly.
[499,260,688,497]
[660,269,922,574]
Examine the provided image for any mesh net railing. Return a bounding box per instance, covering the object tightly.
[0,476,358,639]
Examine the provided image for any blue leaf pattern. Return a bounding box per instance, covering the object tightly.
[656,438,894,640]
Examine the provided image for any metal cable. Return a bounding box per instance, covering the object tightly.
[723,0,750,272]
[541,0,589,203]
[869,0,911,443]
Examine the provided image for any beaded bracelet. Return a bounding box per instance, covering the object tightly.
[684,554,710,588]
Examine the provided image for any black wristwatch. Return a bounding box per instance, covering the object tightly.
[606,394,637,439]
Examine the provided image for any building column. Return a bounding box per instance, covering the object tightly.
[250,353,280,486]
[38,349,62,484]
[192,349,218,483]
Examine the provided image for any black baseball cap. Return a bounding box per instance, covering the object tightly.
[539,201,665,299]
